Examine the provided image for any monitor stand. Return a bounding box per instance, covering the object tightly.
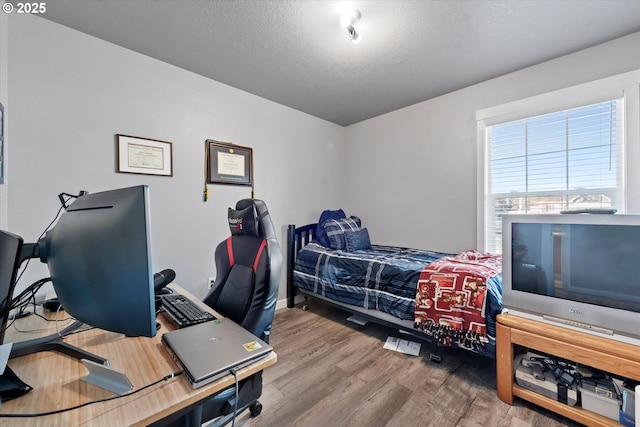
[8,244,108,365]
[9,320,108,365]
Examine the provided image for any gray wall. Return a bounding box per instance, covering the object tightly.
[7,15,345,301]
[0,5,7,226]
[344,32,640,254]
[5,13,640,305]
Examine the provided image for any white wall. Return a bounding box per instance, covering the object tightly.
[7,14,345,300]
[344,32,640,254]
[7,14,640,305]
[0,1,8,228]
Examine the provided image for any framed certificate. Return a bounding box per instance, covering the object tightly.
[117,134,173,176]
[206,140,253,186]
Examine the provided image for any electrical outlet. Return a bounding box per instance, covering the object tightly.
[208,277,216,289]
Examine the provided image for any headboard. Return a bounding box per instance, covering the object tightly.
[286,223,316,308]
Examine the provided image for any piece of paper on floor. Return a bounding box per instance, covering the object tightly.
[384,336,421,356]
[346,314,368,325]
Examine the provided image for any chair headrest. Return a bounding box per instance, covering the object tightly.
[228,204,259,236]
[228,199,277,240]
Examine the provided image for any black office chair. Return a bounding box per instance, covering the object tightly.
[170,199,282,427]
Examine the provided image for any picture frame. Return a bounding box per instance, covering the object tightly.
[117,134,173,177]
[206,140,253,186]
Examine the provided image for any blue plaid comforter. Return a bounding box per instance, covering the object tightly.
[292,242,503,357]
[293,243,452,320]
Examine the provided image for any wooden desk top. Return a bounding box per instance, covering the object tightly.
[0,285,276,426]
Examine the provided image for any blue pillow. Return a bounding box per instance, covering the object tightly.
[324,216,362,250]
[314,209,346,247]
[344,228,371,251]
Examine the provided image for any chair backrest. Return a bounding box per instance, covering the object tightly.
[202,199,282,343]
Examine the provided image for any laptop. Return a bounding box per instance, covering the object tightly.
[161,318,272,389]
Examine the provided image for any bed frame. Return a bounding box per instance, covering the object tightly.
[285,223,445,361]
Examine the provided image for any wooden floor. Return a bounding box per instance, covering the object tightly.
[231,300,582,427]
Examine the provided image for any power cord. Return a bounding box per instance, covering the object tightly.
[2,191,85,333]
[13,198,68,288]
[0,370,184,418]
[230,367,239,427]
[8,190,81,308]
[1,278,50,336]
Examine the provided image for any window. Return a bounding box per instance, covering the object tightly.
[484,98,625,254]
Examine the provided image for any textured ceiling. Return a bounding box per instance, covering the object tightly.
[39,0,640,126]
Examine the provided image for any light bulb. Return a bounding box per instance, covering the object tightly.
[340,10,362,44]
[340,10,361,28]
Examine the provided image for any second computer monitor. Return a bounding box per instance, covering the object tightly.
[0,230,24,343]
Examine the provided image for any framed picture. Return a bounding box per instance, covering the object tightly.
[206,140,253,186]
[117,134,173,176]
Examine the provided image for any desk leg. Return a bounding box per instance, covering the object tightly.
[184,405,203,427]
[496,321,514,404]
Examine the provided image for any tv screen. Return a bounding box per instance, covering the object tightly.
[563,224,640,308]
[503,214,640,341]
[511,222,640,312]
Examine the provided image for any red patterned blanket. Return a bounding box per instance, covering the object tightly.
[413,250,502,351]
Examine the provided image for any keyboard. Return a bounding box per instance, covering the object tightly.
[161,293,216,328]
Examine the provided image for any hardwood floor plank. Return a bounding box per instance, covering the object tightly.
[458,385,513,427]
[287,353,412,426]
[346,380,413,427]
[234,300,583,427]
[385,387,441,427]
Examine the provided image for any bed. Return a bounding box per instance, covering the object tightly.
[285,219,503,359]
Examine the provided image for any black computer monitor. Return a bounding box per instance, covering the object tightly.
[37,185,157,338]
[0,230,24,344]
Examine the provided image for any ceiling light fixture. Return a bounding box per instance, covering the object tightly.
[340,10,361,44]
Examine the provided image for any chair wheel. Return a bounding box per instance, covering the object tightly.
[249,401,262,416]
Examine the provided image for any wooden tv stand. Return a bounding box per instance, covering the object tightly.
[496,313,640,426]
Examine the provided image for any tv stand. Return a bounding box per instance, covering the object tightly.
[496,313,640,426]
[9,320,108,365]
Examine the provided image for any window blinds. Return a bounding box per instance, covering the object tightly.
[485,98,624,253]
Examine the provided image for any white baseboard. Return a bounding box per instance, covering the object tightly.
[275,295,305,311]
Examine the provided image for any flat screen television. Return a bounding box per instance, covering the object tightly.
[502,213,640,344]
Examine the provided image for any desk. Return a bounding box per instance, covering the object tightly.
[0,285,276,426]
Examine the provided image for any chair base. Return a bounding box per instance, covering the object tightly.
[204,400,262,427]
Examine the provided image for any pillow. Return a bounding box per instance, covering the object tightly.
[228,205,259,236]
[344,228,372,251]
[324,216,362,250]
[314,209,346,247]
